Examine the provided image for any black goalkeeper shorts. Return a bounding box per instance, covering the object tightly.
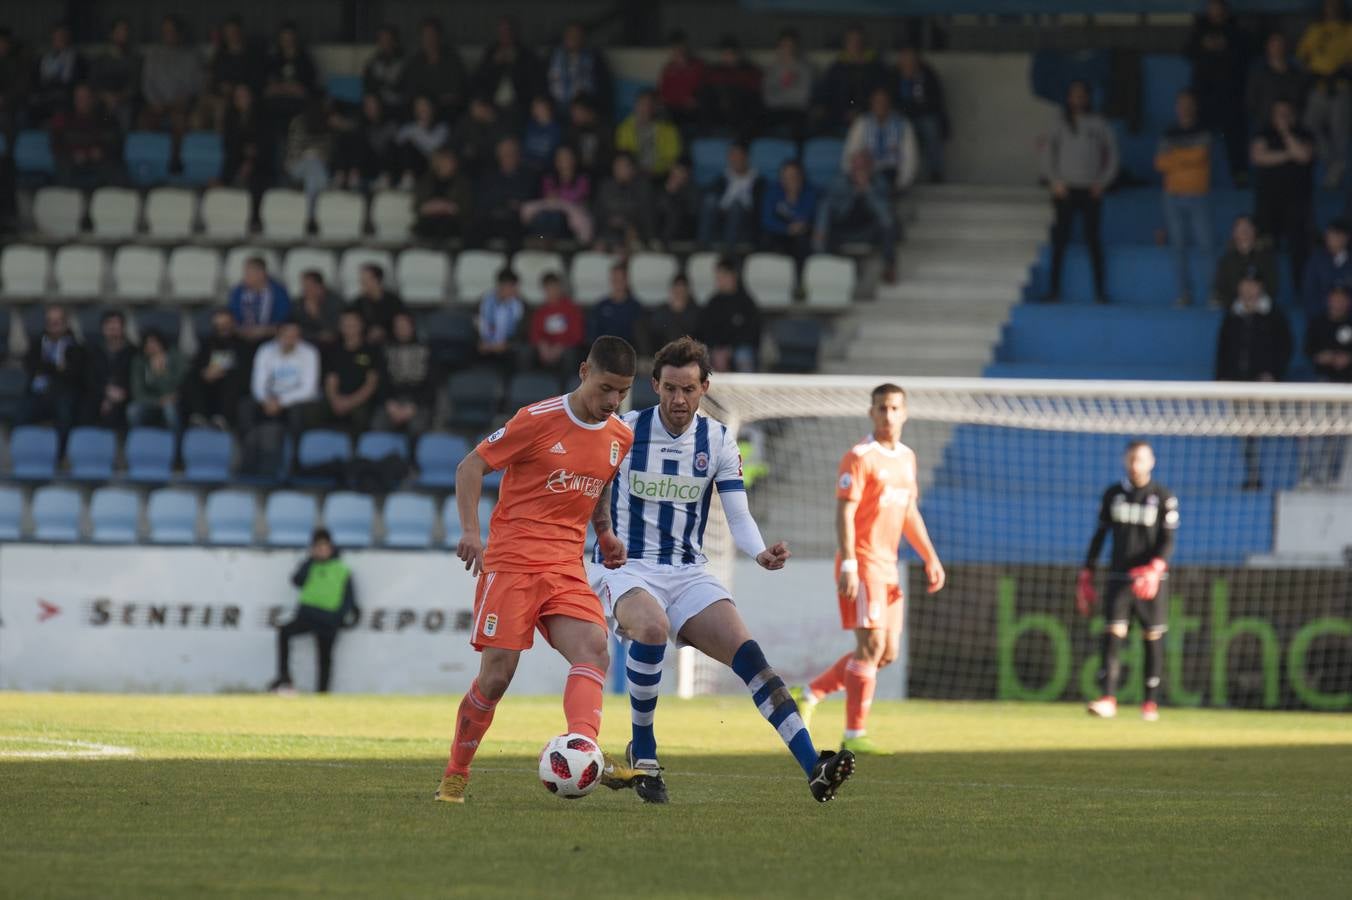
[1104,575,1168,633]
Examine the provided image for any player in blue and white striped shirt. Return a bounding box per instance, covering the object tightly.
[591,337,856,804]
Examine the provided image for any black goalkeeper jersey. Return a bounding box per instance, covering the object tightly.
[1084,480,1179,574]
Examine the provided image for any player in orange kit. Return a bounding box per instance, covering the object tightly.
[435,336,638,803]
[791,383,945,754]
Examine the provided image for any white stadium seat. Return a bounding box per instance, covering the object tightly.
[395,249,449,305]
[144,188,198,240]
[200,187,251,241]
[32,186,85,238]
[52,245,106,301]
[315,190,367,242]
[167,247,222,302]
[339,247,396,296]
[1,244,51,298]
[685,251,719,302]
[282,248,338,296]
[569,251,616,303]
[803,254,856,309]
[743,252,796,309]
[370,190,414,243]
[88,187,141,240]
[223,246,282,288]
[112,246,165,301]
[259,189,309,242]
[454,250,505,303]
[512,250,566,302]
[629,252,679,307]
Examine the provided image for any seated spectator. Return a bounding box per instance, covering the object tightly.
[615,89,683,179]
[478,267,526,369]
[472,15,545,119]
[324,310,383,433]
[129,330,186,433]
[262,21,317,131]
[50,83,123,190]
[658,31,704,131]
[1303,218,1352,317]
[139,15,202,143]
[1044,80,1119,303]
[648,274,701,349]
[1212,215,1279,308]
[363,25,407,118]
[843,86,918,190]
[1184,0,1251,188]
[186,308,249,430]
[351,264,406,344]
[522,95,562,173]
[699,36,762,134]
[266,528,358,695]
[333,94,400,190]
[697,141,763,250]
[230,257,292,345]
[696,257,761,373]
[285,96,336,220]
[530,273,585,375]
[588,263,646,348]
[1296,0,1352,187]
[655,159,700,247]
[1251,98,1315,291]
[89,19,140,131]
[1215,272,1292,488]
[761,159,818,264]
[593,152,655,252]
[816,25,887,134]
[30,22,84,124]
[203,16,261,131]
[415,148,472,240]
[547,22,612,118]
[296,270,342,348]
[521,145,592,243]
[815,150,899,283]
[473,136,535,248]
[21,305,85,437]
[1246,32,1305,135]
[374,312,434,434]
[242,319,322,472]
[222,83,275,205]
[82,310,134,430]
[1155,89,1214,307]
[404,17,467,120]
[396,94,450,187]
[1307,284,1352,381]
[454,94,510,177]
[566,94,613,180]
[762,28,814,140]
[894,45,949,183]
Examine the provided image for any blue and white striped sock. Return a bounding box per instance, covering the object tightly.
[730,639,819,777]
[627,640,666,764]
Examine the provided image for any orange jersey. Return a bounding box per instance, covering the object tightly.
[476,395,634,574]
[836,438,918,570]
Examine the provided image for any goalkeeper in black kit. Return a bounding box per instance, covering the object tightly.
[1075,440,1179,722]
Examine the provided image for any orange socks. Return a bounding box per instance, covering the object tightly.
[809,653,852,699]
[843,659,878,733]
[563,664,605,739]
[445,680,498,777]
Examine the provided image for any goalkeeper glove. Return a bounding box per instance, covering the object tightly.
[1075,568,1097,616]
[1128,559,1167,600]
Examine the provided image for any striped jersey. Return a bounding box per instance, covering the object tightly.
[597,406,745,566]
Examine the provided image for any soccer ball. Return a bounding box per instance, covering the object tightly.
[538,732,605,799]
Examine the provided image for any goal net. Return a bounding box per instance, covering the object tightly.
[678,375,1352,711]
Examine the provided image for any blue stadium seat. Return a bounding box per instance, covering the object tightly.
[691,137,733,187]
[14,130,54,177]
[447,369,506,431]
[506,372,561,410]
[0,485,23,540]
[323,491,374,548]
[293,430,352,486]
[66,427,118,482]
[802,137,844,190]
[124,132,173,186]
[265,491,318,547]
[0,368,25,424]
[135,308,183,345]
[383,492,434,548]
[326,74,363,105]
[770,319,823,374]
[416,433,470,489]
[749,138,797,178]
[147,488,198,544]
[9,426,58,481]
[1141,54,1191,134]
[32,486,82,541]
[181,428,233,483]
[125,427,175,484]
[356,431,409,461]
[613,78,651,120]
[444,496,494,546]
[421,310,478,368]
[89,487,140,543]
[205,489,256,545]
[177,132,223,185]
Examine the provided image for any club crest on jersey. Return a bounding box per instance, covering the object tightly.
[694,451,709,473]
[483,614,498,637]
[487,426,506,443]
[839,473,852,489]
[610,440,620,466]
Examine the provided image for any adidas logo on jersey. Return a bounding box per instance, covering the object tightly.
[550,442,567,455]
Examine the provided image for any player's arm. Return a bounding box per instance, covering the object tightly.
[902,495,945,594]
[591,481,626,569]
[454,450,492,576]
[720,488,786,570]
[1129,491,1178,601]
[1077,490,1112,615]
[835,494,861,597]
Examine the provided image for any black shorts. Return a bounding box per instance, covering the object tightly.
[1104,575,1168,633]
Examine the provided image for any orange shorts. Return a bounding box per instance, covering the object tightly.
[836,560,904,632]
[471,568,607,651]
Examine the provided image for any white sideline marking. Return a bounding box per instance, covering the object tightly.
[0,737,136,760]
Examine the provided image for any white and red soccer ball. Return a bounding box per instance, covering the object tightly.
[538,733,604,799]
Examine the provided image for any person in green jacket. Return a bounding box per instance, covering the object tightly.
[128,329,186,432]
[615,89,683,180]
[268,528,360,694]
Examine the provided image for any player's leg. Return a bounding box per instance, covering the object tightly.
[1089,578,1131,718]
[793,576,873,718]
[268,616,312,692]
[841,627,885,749]
[610,587,671,801]
[1137,591,1168,722]
[315,628,337,693]
[542,613,610,740]
[436,646,520,803]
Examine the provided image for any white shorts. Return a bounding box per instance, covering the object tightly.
[590,559,732,646]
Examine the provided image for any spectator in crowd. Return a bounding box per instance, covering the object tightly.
[529,273,585,376]
[521,144,592,243]
[404,17,467,120]
[30,22,84,123]
[478,267,525,369]
[588,263,646,348]
[295,270,341,348]
[817,25,887,134]
[230,257,292,345]
[50,83,123,190]
[894,45,949,184]
[1215,272,1292,489]
[454,94,510,176]
[1307,284,1352,381]
[658,31,704,131]
[762,28,814,140]
[351,263,406,344]
[843,86,918,190]
[697,257,761,373]
[21,305,84,437]
[140,15,202,144]
[1252,98,1315,291]
[89,19,140,131]
[185,308,249,430]
[1156,89,1214,307]
[374,312,434,434]
[243,319,321,471]
[815,150,899,283]
[363,25,407,118]
[1304,218,1352,316]
[1043,79,1119,304]
[474,136,534,247]
[761,158,818,265]
[648,274,701,349]
[204,16,262,130]
[615,89,682,179]
[566,94,613,180]
[415,147,472,240]
[1296,0,1352,187]
[396,94,451,187]
[285,96,335,220]
[221,84,274,207]
[699,36,762,134]
[654,158,700,247]
[522,95,563,172]
[547,22,612,119]
[83,310,134,429]
[472,15,545,118]
[1185,0,1252,187]
[128,330,185,432]
[323,309,383,433]
[1246,31,1306,134]
[1212,215,1279,309]
[333,94,400,190]
[266,528,358,695]
[697,141,762,250]
[593,151,655,251]
[262,21,317,130]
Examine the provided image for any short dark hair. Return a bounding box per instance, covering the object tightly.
[871,382,906,404]
[1125,439,1153,454]
[140,328,166,351]
[496,267,518,285]
[361,263,385,282]
[100,309,125,326]
[245,255,267,271]
[311,527,334,546]
[301,268,324,285]
[1329,217,1351,235]
[542,272,562,286]
[652,336,712,383]
[715,255,739,275]
[670,273,689,288]
[587,336,637,377]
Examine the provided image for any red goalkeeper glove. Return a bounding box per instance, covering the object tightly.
[1075,568,1097,616]
[1128,558,1167,600]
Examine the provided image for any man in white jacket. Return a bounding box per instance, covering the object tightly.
[842,87,918,192]
[243,320,321,474]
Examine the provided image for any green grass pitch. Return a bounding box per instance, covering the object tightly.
[2,693,1350,899]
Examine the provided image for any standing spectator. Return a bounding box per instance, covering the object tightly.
[1304,285,1352,483]
[696,257,761,373]
[654,158,700,247]
[350,264,406,344]
[761,159,818,265]
[139,15,202,146]
[230,257,292,345]
[1303,219,1352,316]
[21,306,84,437]
[89,19,140,131]
[262,22,317,131]
[404,18,467,121]
[699,36,763,135]
[658,31,704,131]
[129,330,186,433]
[374,312,434,434]
[453,95,510,176]
[295,270,342,349]
[50,83,123,190]
[816,25,887,134]
[185,308,249,430]
[529,273,585,375]
[285,96,335,221]
[395,95,450,187]
[221,84,274,208]
[815,150,899,283]
[1247,32,1307,133]
[1212,215,1279,308]
[1185,0,1253,186]
[546,22,612,119]
[697,141,763,250]
[842,86,918,190]
[243,319,321,473]
[415,148,472,240]
[1252,98,1316,292]
[1297,0,1352,187]
[1156,89,1214,307]
[30,22,84,124]
[363,25,407,118]
[593,151,655,251]
[204,16,262,131]
[565,94,613,180]
[521,144,592,243]
[522,95,563,173]
[472,16,545,117]
[1043,80,1119,304]
[615,89,683,180]
[473,136,534,248]
[332,94,400,190]
[588,264,645,348]
[478,267,525,369]
[648,275,701,349]
[1215,272,1292,489]
[266,528,359,695]
[323,310,383,433]
[762,28,814,140]
[82,310,134,430]
[894,45,949,184]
